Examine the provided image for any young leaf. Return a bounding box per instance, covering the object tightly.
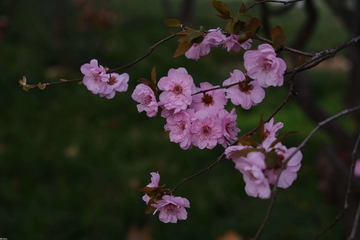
[37,82,47,90]
[258,113,265,142]
[270,25,284,42]
[173,37,193,58]
[238,135,258,147]
[239,2,247,13]
[269,131,297,149]
[237,31,253,44]
[265,151,279,168]
[272,34,287,51]
[211,0,230,15]
[151,67,157,85]
[230,148,260,159]
[164,19,181,27]
[186,30,204,43]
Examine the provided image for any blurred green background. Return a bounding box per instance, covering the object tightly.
[0,0,355,239]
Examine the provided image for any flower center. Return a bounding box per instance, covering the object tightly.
[202,126,212,135]
[201,93,214,106]
[108,75,117,85]
[263,59,273,70]
[238,82,254,94]
[174,85,183,94]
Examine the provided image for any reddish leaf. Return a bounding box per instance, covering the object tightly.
[186,30,204,43]
[258,114,265,142]
[238,135,258,147]
[245,17,261,32]
[270,25,284,42]
[151,67,157,85]
[265,151,279,168]
[272,34,287,51]
[173,37,193,58]
[239,2,247,13]
[237,31,253,44]
[269,131,297,148]
[211,0,230,15]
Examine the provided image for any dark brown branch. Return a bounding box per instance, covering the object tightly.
[348,201,360,240]
[313,132,360,239]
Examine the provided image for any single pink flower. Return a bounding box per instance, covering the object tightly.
[223,69,265,109]
[222,34,252,52]
[80,59,109,94]
[205,28,226,47]
[191,110,222,149]
[264,147,302,189]
[191,82,227,112]
[264,118,283,138]
[142,172,161,204]
[131,84,158,117]
[152,195,190,223]
[185,42,211,60]
[217,108,240,147]
[233,151,271,199]
[244,44,286,88]
[99,72,129,99]
[158,68,196,113]
[164,109,195,150]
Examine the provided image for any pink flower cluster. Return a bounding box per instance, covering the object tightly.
[142,172,190,224]
[225,118,302,199]
[131,67,241,149]
[80,59,129,99]
[185,28,252,61]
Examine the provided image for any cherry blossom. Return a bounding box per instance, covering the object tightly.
[264,147,302,189]
[164,109,195,150]
[80,59,109,94]
[217,108,240,148]
[81,59,129,99]
[222,34,252,52]
[244,44,286,88]
[158,68,196,113]
[191,110,222,149]
[355,159,360,177]
[223,69,265,109]
[152,195,190,223]
[263,118,283,138]
[142,172,161,204]
[190,82,227,112]
[131,84,158,117]
[233,151,271,199]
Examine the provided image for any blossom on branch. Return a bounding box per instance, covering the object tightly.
[217,108,240,147]
[142,172,161,204]
[223,69,265,109]
[152,195,190,223]
[131,84,158,117]
[244,44,286,88]
[190,82,227,112]
[158,68,196,113]
[80,59,129,99]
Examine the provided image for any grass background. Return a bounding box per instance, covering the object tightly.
[0,0,355,239]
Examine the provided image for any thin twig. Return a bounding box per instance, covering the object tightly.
[246,0,305,11]
[170,153,225,194]
[313,133,360,240]
[253,35,315,57]
[254,106,360,240]
[108,34,177,73]
[348,201,360,240]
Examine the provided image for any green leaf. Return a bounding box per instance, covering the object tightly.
[164,19,181,27]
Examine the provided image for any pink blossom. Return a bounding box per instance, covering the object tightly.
[164,109,195,150]
[184,28,225,60]
[217,108,240,147]
[355,159,360,177]
[152,195,190,223]
[81,59,109,94]
[233,151,271,199]
[264,118,283,138]
[225,145,250,160]
[244,44,286,88]
[223,69,265,109]
[191,110,222,149]
[264,147,302,189]
[205,28,226,47]
[131,84,158,117]
[185,42,211,60]
[99,72,129,99]
[222,34,252,52]
[158,68,196,113]
[142,172,161,204]
[190,82,227,112]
